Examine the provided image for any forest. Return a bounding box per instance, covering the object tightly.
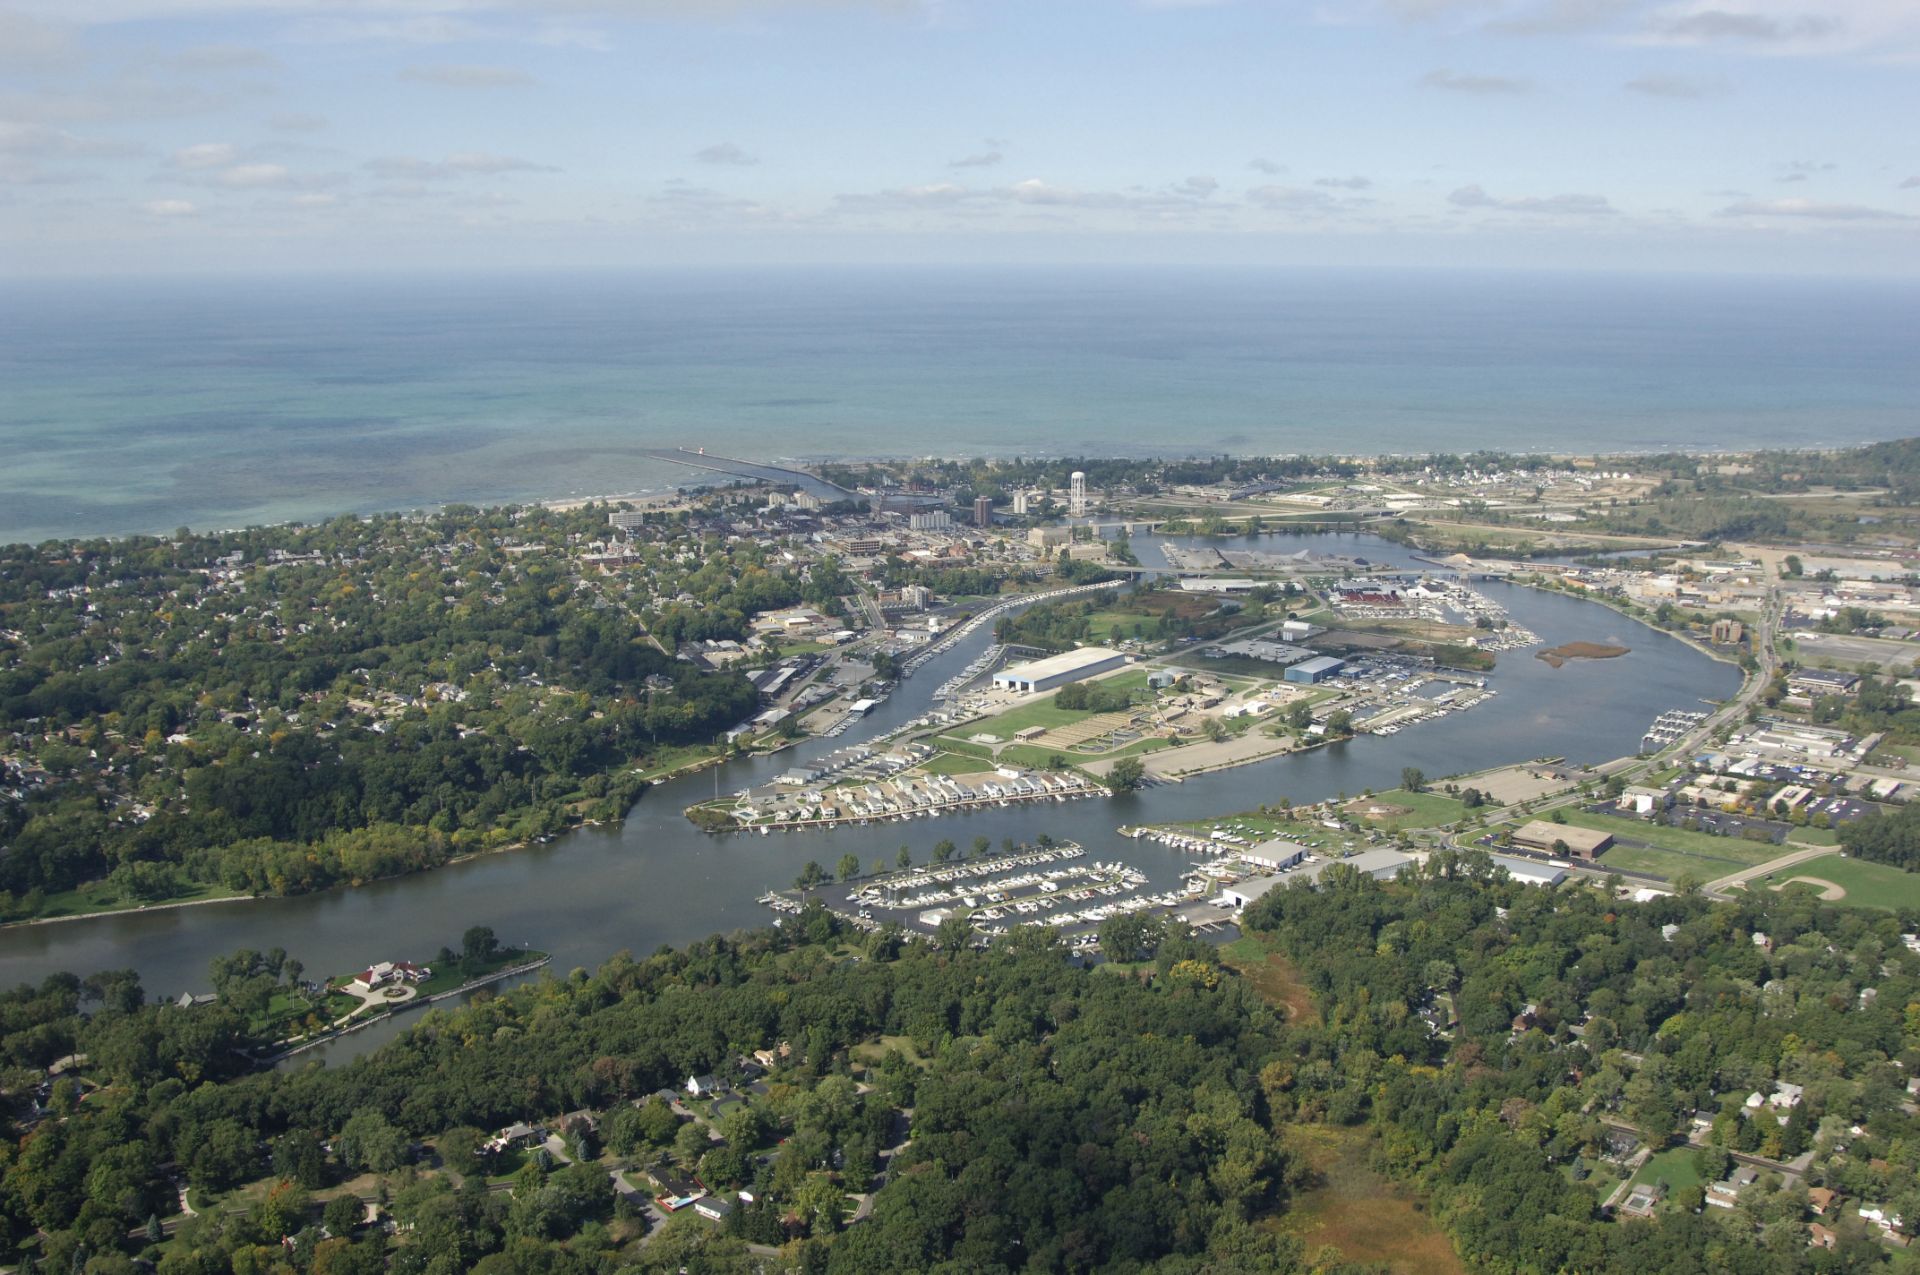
[2,854,1917,1272]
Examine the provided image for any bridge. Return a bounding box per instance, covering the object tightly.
[640,449,863,504]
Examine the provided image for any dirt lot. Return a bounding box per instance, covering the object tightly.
[1464,763,1580,806]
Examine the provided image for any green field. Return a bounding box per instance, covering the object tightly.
[1758,855,1920,912]
[915,751,1000,777]
[1353,789,1468,832]
[1559,810,1785,878]
[31,877,243,922]
[1627,1147,1705,1209]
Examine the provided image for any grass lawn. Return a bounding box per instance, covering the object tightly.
[1561,811,1784,871]
[633,742,726,782]
[1761,855,1920,912]
[1352,789,1468,832]
[915,752,998,778]
[33,877,243,921]
[1629,1146,1705,1203]
[1786,826,1840,846]
[851,1033,933,1070]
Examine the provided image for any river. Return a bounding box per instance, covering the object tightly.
[0,532,1740,1062]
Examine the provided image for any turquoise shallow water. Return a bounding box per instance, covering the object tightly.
[3,266,1916,544]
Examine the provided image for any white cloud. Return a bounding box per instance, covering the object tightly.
[164,45,279,71]
[1717,196,1912,220]
[1901,175,1920,189]
[1421,68,1534,93]
[170,141,237,169]
[1314,175,1373,189]
[363,152,559,179]
[1178,174,1219,196]
[141,198,196,216]
[269,112,328,132]
[1624,72,1723,96]
[0,10,77,69]
[1449,183,1616,213]
[399,64,536,89]
[1248,157,1285,175]
[695,142,758,166]
[1247,184,1343,212]
[948,151,1002,168]
[0,121,139,157]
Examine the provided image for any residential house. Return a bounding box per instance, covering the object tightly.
[685,1073,725,1098]
[1706,1166,1760,1209]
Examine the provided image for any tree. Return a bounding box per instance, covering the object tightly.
[461,926,499,972]
[674,1121,710,1166]
[1109,757,1146,793]
[795,861,826,890]
[1401,767,1426,793]
[932,839,956,863]
[835,854,861,882]
[1324,709,1353,738]
[437,1126,487,1176]
[323,1193,363,1238]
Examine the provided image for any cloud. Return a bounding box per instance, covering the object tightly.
[948,151,1002,168]
[695,142,757,166]
[169,142,237,169]
[362,152,559,179]
[0,10,77,69]
[1314,175,1373,189]
[0,122,139,158]
[1248,157,1285,175]
[1653,9,1841,43]
[1178,174,1219,197]
[1624,72,1722,97]
[1488,0,1639,34]
[163,45,279,71]
[269,112,328,132]
[1421,68,1534,94]
[399,64,536,89]
[1778,159,1834,175]
[214,162,294,187]
[141,198,196,217]
[1902,175,1920,189]
[1247,184,1344,212]
[1449,183,1616,214]
[1717,196,1912,220]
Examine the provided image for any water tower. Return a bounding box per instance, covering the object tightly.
[1069,471,1087,518]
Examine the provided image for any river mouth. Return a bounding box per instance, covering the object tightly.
[0,530,1741,1064]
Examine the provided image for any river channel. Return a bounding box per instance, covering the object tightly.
[0,532,1740,1063]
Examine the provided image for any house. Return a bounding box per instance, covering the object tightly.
[1809,1223,1838,1251]
[1706,1166,1760,1209]
[1601,1129,1641,1163]
[1621,1181,1667,1218]
[686,1073,725,1098]
[175,992,218,1009]
[483,1122,545,1154]
[1808,1187,1840,1216]
[1511,1004,1539,1033]
[345,960,430,996]
[650,1170,707,1211]
[694,1195,735,1222]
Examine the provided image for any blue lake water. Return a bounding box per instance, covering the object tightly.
[4,267,1916,544]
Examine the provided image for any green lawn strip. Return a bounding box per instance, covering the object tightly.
[1628,1146,1705,1207]
[33,877,243,921]
[1354,789,1468,832]
[1762,855,1920,912]
[914,752,1000,778]
[1561,810,1783,864]
[1597,844,1755,880]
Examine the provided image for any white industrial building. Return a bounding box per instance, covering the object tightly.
[1489,854,1568,887]
[991,646,1128,694]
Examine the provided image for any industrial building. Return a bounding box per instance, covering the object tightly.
[1284,655,1346,684]
[1028,526,1071,549]
[1489,854,1568,887]
[1221,847,1413,908]
[991,646,1128,694]
[1509,820,1612,860]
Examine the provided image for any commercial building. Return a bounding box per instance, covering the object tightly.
[1509,820,1612,860]
[909,510,953,532]
[1284,655,1346,684]
[1489,854,1567,887]
[1028,526,1071,549]
[991,646,1128,694]
[1224,848,1414,907]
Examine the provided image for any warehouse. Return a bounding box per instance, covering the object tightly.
[1284,655,1346,685]
[991,646,1128,694]
[1510,820,1612,860]
[1489,854,1568,887]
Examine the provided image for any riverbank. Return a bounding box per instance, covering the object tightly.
[1508,574,1742,667]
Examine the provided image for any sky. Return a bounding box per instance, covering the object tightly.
[2,0,1917,277]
